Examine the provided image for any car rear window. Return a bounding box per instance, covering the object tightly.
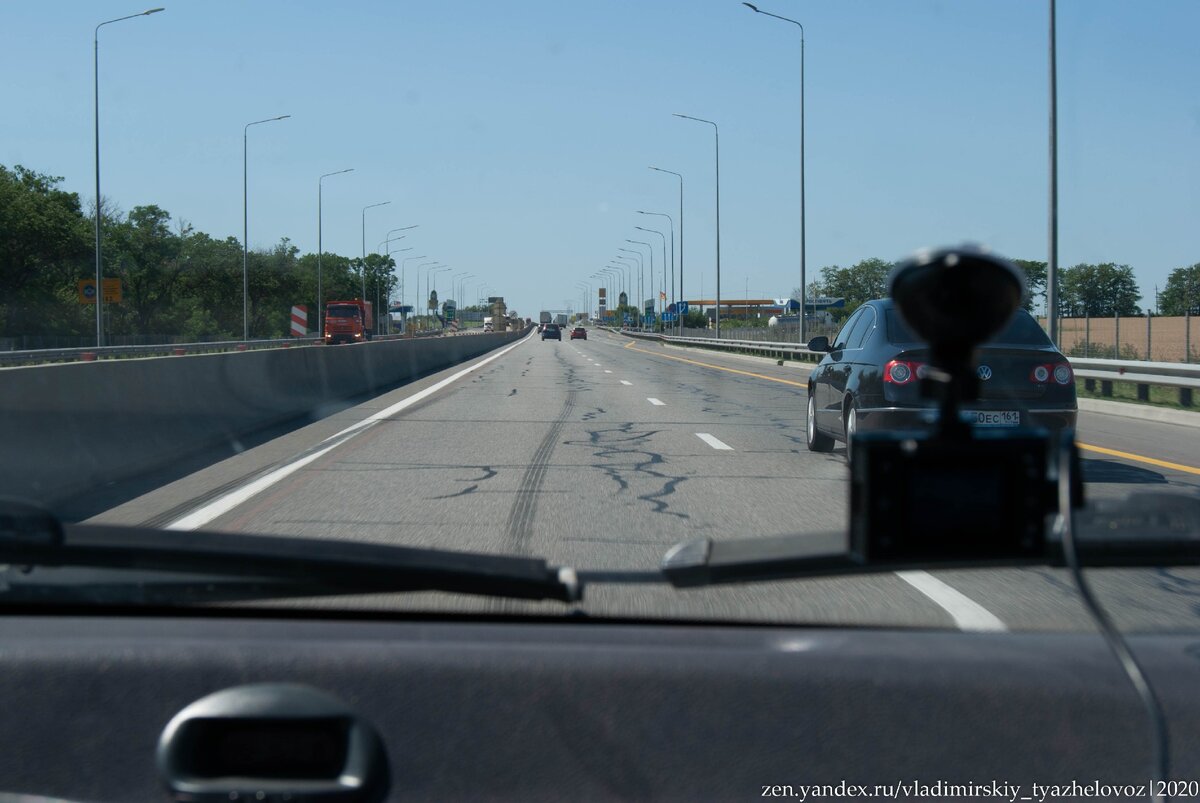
[886,309,1052,347]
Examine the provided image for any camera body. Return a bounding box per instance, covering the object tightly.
[850,426,1074,564]
[849,246,1082,565]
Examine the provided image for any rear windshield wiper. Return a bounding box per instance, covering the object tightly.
[0,501,579,603]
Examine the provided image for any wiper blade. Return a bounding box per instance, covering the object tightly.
[662,492,1200,588]
[0,501,579,603]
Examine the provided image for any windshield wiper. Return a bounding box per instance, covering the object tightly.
[660,492,1200,588]
[0,501,580,603]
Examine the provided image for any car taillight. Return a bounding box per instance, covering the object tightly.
[884,360,923,385]
[1030,362,1073,385]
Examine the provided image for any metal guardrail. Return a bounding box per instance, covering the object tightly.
[623,332,1198,406]
[0,329,464,368]
[1069,358,1200,405]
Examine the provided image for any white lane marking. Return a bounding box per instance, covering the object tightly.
[894,570,1008,632]
[695,433,733,450]
[620,380,633,386]
[167,333,533,531]
[647,398,666,406]
[604,370,612,374]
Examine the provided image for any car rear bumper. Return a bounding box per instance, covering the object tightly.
[854,406,1078,434]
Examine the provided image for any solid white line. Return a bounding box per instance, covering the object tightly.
[322,333,531,441]
[167,333,533,531]
[695,433,733,451]
[647,398,666,406]
[894,570,1008,632]
[620,380,633,386]
[166,443,341,531]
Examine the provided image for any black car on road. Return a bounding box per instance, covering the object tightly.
[542,323,562,341]
[805,298,1077,456]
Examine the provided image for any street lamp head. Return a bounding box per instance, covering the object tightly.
[143,7,165,14]
[743,2,759,11]
[274,115,291,121]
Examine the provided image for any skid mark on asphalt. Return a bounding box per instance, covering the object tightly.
[503,348,584,553]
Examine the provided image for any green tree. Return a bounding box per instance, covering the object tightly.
[1160,263,1200,316]
[247,239,303,338]
[104,205,189,336]
[1058,263,1141,317]
[176,232,242,339]
[0,165,91,336]
[818,258,892,320]
[1010,259,1047,313]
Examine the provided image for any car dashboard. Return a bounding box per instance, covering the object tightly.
[1,612,1197,802]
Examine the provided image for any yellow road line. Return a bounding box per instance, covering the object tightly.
[1077,443,1200,476]
[620,339,808,388]
[614,335,1198,476]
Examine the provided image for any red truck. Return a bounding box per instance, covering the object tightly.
[324,299,374,344]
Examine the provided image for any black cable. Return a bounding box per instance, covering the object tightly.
[1056,438,1170,802]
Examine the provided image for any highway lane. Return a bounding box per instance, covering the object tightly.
[93,328,1200,631]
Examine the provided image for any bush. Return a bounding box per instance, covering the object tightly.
[1066,340,1141,360]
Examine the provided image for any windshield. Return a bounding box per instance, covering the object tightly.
[2,0,1198,633]
[887,308,1054,348]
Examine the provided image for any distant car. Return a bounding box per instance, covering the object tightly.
[570,327,587,340]
[805,298,1077,460]
[541,323,561,341]
[537,324,544,333]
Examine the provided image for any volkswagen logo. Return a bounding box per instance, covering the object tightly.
[977,365,993,381]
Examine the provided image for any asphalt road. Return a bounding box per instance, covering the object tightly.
[93,328,1200,631]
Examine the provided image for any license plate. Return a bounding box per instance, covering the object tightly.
[974,410,1020,427]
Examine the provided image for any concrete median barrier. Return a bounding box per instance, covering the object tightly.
[1,330,529,511]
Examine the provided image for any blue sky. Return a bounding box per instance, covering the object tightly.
[2,0,1197,316]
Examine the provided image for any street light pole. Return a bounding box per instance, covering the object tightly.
[384,247,413,334]
[628,239,657,328]
[94,7,164,349]
[360,201,390,302]
[674,113,720,337]
[432,267,452,321]
[615,256,639,326]
[619,248,646,329]
[244,114,291,341]
[635,227,666,323]
[418,262,441,323]
[744,3,805,341]
[379,224,418,256]
[1047,0,1060,346]
[611,261,632,308]
[401,255,427,314]
[637,212,673,327]
[318,168,353,336]
[649,167,684,334]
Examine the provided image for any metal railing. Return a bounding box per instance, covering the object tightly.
[0,329,466,368]
[623,332,1199,406]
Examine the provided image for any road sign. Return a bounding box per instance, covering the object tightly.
[290,305,307,336]
[444,301,457,321]
[78,278,122,304]
[677,301,689,315]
